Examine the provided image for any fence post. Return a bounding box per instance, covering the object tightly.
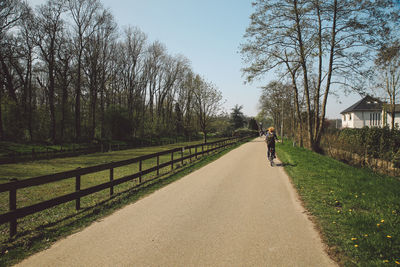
[139,160,142,184]
[157,155,160,176]
[181,148,184,166]
[195,146,198,159]
[9,183,17,237]
[75,168,81,210]
[110,166,114,196]
[189,147,192,163]
[171,151,174,170]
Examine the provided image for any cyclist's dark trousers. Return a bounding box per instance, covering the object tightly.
[267,143,275,158]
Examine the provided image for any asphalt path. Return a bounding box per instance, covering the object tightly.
[17,137,337,266]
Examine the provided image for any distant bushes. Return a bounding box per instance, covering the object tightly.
[233,128,259,137]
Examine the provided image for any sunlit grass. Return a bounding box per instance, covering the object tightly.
[276,141,400,266]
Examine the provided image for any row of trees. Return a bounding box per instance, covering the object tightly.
[0,0,229,144]
[242,0,400,151]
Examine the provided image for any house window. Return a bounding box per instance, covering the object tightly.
[370,113,381,126]
[349,114,352,120]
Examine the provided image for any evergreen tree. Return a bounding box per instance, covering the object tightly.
[230,105,245,130]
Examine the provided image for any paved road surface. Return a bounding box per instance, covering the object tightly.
[17,137,336,266]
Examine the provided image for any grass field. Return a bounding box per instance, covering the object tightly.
[276,141,400,266]
[0,138,246,266]
[0,141,100,157]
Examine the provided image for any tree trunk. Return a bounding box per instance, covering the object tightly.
[100,69,105,139]
[285,57,303,147]
[28,61,33,141]
[23,49,33,141]
[294,0,314,149]
[1,57,17,102]
[313,0,323,145]
[0,87,3,140]
[391,94,395,129]
[315,0,337,152]
[89,64,98,140]
[49,59,56,144]
[75,51,82,141]
[60,59,69,142]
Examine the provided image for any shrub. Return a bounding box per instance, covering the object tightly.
[392,149,400,168]
[337,127,400,162]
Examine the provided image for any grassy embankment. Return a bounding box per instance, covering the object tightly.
[276,141,400,266]
[0,137,247,266]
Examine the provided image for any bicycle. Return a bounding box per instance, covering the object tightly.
[268,147,276,166]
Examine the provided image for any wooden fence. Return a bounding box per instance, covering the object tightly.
[0,136,248,238]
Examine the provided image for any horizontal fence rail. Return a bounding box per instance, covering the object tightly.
[0,136,251,238]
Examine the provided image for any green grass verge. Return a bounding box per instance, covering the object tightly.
[0,138,248,266]
[276,141,400,266]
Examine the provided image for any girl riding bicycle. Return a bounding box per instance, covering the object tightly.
[265,127,278,160]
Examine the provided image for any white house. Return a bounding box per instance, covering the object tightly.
[341,95,385,128]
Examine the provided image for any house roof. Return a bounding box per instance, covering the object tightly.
[340,95,383,114]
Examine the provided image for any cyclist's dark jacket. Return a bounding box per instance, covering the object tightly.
[265,132,278,146]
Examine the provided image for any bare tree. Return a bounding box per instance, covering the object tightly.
[146,41,165,124]
[67,0,102,141]
[120,26,147,137]
[17,4,36,141]
[375,42,400,129]
[55,32,73,142]
[192,76,223,143]
[34,0,66,143]
[259,81,295,139]
[156,54,188,131]
[84,9,116,139]
[179,71,197,139]
[0,0,29,140]
[0,0,24,34]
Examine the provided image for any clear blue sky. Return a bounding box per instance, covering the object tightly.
[28,0,358,119]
